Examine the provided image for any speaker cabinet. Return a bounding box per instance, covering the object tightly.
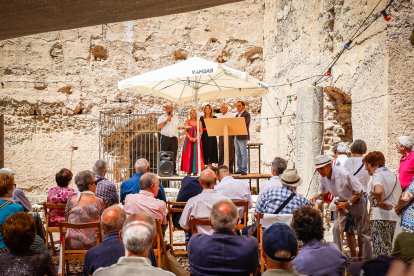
[157,151,174,177]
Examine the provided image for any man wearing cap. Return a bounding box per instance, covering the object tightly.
[312,154,373,260]
[261,222,304,276]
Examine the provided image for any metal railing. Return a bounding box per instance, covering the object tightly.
[99,110,189,184]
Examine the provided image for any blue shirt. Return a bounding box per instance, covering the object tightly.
[402,178,414,231]
[255,185,310,215]
[83,231,157,276]
[293,239,346,276]
[188,231,259,276]
[0,200,24,249]
[172,176,203,229]
[120,173,166,203]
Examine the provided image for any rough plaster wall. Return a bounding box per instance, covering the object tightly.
[0,0,265,194]
[261,0,414,186]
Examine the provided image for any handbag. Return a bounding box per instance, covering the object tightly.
[368,173,397,207]
[247,192,296,236]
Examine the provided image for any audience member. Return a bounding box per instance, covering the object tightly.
[0,171,47,254]
[343,139,370,261]
[172,165,217,229]
[332,143,349,167]
[93,160,119,205]
[124,173,168,232]
[47,168,77,226]
[291,207,346,276]
[66,170,105,250]
[188,200,259,276]
[0,168,46,242]
[397,136,414,190]
[257,157,287,202]
[84,206,157,275]
[348,255,400,276]
[120,158,166,204]
[261,222,303,276]
[179,169,229,235]
[215,165,253,220]
[363,151,401,257]
[396,177,414,231]
[313,154,373,260]
[392,231,414,265]
[0,212,58,275]
[93,212,175,276]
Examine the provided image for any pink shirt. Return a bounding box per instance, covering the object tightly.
[399,151,414,189]
[124,190,167,225]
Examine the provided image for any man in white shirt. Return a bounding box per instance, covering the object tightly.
[312,155,373,260]
[332,143,349,167]
[257,157,287,203]
[157,105,179,175]
[215,165,253,220]
[217,103,236,173]
[179,169,229,235]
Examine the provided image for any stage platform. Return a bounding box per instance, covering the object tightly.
[159,173,272,193]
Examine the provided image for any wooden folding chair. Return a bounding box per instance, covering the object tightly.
[257,212,265,274]
[233,200,249,231]
[43,203,66,256]
[190,216,211,235]
[167,201,187,255]
[153,220,171,271]
[59,222,103,276]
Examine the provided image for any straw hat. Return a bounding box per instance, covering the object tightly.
[280,169,302,187]
[315,155,331,169]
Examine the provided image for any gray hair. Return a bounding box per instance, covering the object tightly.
[122,212,157,255]
[93,160,107,176]
[74,170,95,192]
[101,206,126,234]
[134,158,149,174]
[335,142,348,154]
[139,173,158,190]
[220,103,228,108]
[199,169,216,187]
[272,157,287,176]
[210,199,239,232]
[398,136,414,150]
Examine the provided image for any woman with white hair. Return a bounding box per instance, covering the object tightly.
[397,136,414,190]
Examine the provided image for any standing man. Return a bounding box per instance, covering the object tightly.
[312,154,373,260]
[234,101,250,175]
[158,105,179,175]
[217,103,235,173]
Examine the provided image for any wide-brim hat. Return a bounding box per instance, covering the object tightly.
[315,155,331,169]
[280,169,302,187]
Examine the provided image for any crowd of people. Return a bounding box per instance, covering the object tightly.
[0,132,414,275]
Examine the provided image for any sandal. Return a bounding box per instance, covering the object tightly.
[358,257,364,262]
[350,257,359,262]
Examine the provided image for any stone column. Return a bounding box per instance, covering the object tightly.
[295,87,324,198]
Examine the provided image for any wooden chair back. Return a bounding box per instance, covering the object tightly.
[233,200,249,231]
[43,203,66,256]
[167,201,187,255]
[104,201,110,209]
[59,221,103,276]
[190,216,210,235]
[153,219,171,271]
[257,212,265,274]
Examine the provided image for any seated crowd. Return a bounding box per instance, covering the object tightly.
[1,136,414,276]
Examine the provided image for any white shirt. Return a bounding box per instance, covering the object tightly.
[333,155,348,167]
[215,176,253,218]
[216,112,236,118]
[370,167,402,221]
[257,176,283,203]
[318,166,364,201]
[179,189,229,235]
[344,157,371,193]
[236,109,245,117]
[157,114,179,138]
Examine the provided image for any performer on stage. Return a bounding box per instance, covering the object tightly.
[234,101,250,175]
[200,104,218,165]
[181,109,205,175]
[217,103,235,173]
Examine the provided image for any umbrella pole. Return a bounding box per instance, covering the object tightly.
[194,82,202,175]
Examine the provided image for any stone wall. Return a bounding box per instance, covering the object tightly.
[0,0,265,195]
[261,0,414,193]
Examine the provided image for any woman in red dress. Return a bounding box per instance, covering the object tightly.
[180,109,205,175]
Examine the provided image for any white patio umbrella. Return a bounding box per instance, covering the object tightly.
[118,56,268,174]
